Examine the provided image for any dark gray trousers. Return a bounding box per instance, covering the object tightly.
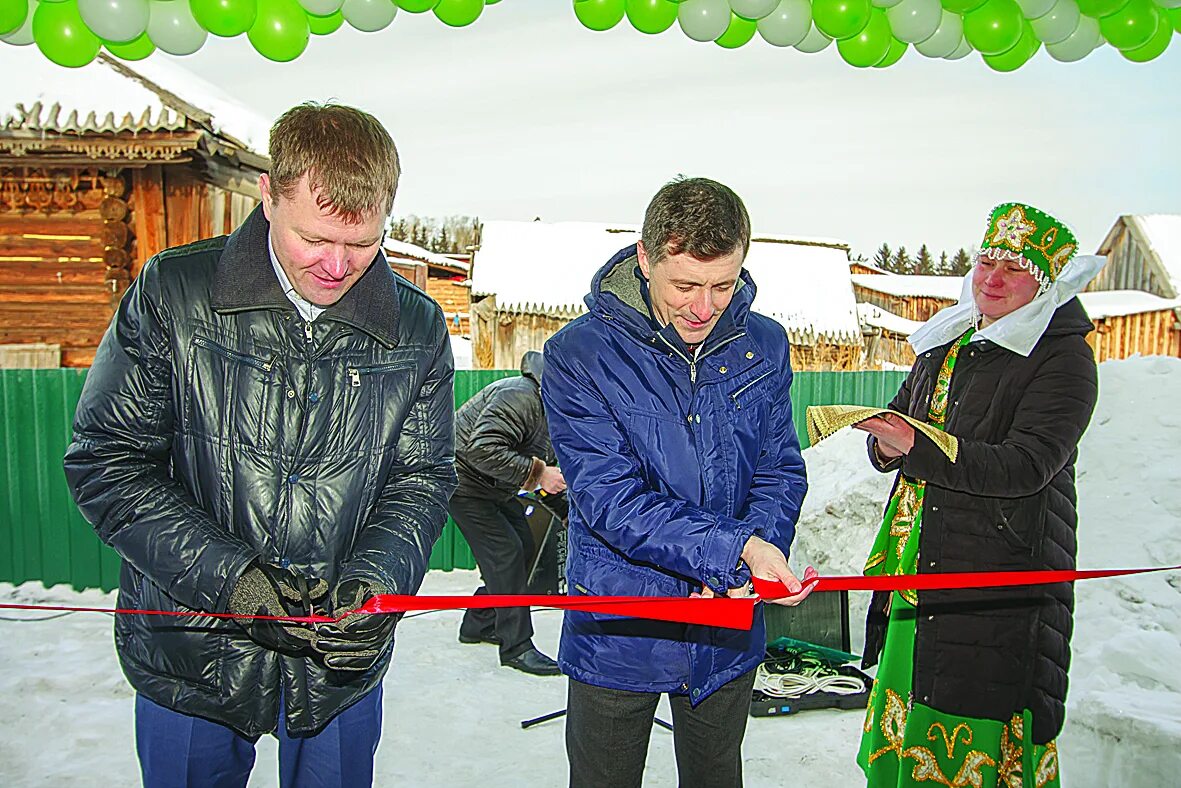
[566,669,758,788]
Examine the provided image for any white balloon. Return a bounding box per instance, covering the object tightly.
[729,0,779,19]
[1015,0,1056,18]
[299,0,345,14]
[1,0,37,45]
[79,0,150,43]
[756,0,811,46]
[793,22,832,52]
[914,9,962,56]
[944,35,972,59]
[886,0,941,43]
[872,0,904,8]
[342,0,396,32]
[1045,13,1098,61]
[678,0,731,41]
[147,0,207,55]
[1030,0,1079,45]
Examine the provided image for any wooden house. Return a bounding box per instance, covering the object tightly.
[383,237,471,335]
[469,220,864,370]
[850,273,961,323]
[0,51,270,367]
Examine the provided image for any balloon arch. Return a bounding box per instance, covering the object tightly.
[0,0,1178,71]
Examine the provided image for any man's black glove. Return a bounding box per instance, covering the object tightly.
[229,562,328,656]
[313,578,398,672]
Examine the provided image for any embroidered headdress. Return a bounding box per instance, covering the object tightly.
[977,203,1078,295]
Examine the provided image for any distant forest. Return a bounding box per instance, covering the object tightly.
[388,215,479,255]
[862,244,974,276]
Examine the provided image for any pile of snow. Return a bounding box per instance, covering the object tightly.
[2,357,1179,785]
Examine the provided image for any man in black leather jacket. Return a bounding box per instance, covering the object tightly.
[451,350,565,675]
[63,103,456,787]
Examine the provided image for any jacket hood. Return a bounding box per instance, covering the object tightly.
[210,204,403,348]
[584,243,756,348]
[520,350,545,385]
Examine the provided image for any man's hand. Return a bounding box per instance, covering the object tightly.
[538,465,566,495]
[229,562,329,655]
[314,579,398,672]
[739,535,814,607]
[853,413,915,458]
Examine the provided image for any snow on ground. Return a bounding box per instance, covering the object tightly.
[3,357,1180,786]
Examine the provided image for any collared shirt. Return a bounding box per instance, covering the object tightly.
[268,234,326,322]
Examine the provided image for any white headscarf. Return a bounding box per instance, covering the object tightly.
[908,254,1107,357]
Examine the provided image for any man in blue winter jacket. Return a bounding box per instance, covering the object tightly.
[542,177,812,788]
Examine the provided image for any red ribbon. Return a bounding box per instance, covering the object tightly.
[4,565,1177,632]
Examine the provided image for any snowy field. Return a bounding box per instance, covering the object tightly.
[2,357,1180,786]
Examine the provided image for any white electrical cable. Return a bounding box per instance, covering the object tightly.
[754,662,866,699]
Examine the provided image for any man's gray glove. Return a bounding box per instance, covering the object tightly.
[313,578,398,672]
[229,562,328,656]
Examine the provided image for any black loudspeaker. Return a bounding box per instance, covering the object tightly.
[519,492,567,595]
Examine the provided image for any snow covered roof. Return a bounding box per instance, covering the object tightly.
[857,302,923,336]
[0,49,270,156]
[384,238,470,272]
[471,220,861,345]
[1126,215,1181,298]
[1079,290,1181,319]
[850,273,963,300]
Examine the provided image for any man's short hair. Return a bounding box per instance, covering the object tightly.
[268,102,400,223]
[641,177,751,265]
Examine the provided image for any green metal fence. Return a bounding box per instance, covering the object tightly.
[0,367,906,592]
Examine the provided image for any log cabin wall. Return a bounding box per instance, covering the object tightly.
[852,284,954,322]
[1088,310,1181,362]
[0,166,135,367]
[427,276,471,336]
[1,164,260,366]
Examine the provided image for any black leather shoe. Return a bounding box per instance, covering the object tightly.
[458,630,501,646]
[501,647,561,676]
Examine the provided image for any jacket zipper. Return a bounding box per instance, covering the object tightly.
[346,360,413,388]
[655,331,745,385]
[192,336,273,373]
[730,370,774,409]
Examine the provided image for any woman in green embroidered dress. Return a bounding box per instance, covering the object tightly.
[853,204,1103,788]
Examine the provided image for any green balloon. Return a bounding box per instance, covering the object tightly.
[434,0,481,26]
[0,0,28,36]
[574,0,624,31]
[982,19,1038,69]
[32,0,100,67]
[941,0,985,12]
[307,8,342,32]
[812,0,872,41]
[1122,5,1171,59]
[625,0,676,34]
[963,0,1023,54]
[395,0,437,10]
[104,30,155,59]
[247,0,309,61]
[837,7,891,65]
[1169,7,1181,35]
[1099,0,1158,50]
[874,35,908,66]
[191,0,259,37]
[1075,0,1127,17]
[715,11,757,47]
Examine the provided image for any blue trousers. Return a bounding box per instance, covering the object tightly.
[135,686,383,788]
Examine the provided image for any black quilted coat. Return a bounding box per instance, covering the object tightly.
[863,299,1098,744]
[453,350,553,497]
[64,206,456,737]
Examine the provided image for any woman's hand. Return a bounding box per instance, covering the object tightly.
[853,413,916,457]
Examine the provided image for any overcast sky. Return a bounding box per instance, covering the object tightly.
[15,2,1181,260]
